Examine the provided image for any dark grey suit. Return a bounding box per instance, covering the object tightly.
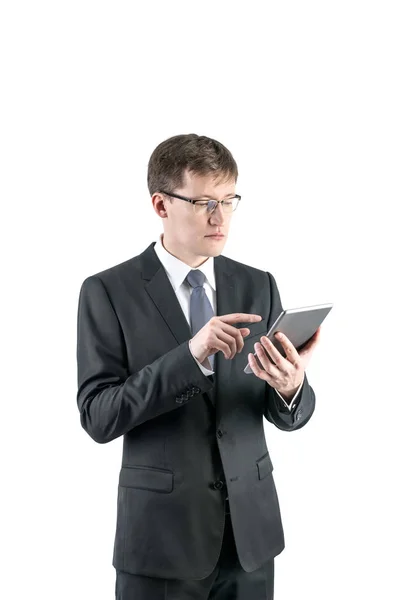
[76,241,316,580]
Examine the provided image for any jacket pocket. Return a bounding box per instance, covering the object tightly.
[119,464,174,493]
[256,452,274,480]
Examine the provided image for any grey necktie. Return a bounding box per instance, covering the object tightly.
[186,269,215,371]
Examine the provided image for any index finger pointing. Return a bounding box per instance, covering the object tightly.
[239,314,263,322]
[217,314,264,327]
[226,313,263,323]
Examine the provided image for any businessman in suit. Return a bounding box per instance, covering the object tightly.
[76,133,320,599]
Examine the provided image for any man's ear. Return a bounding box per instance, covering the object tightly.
[152,193,168,218]
[159,199,168,218]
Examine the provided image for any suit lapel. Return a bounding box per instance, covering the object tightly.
[140,242,237,409]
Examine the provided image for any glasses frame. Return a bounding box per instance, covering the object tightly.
[159,189,241,214]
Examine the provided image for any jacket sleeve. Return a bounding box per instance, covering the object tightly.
[76,275,215,444]
[263,271,316,431]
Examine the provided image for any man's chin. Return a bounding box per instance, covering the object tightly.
[202,238,226,255]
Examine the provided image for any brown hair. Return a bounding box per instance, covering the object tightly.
[147,133,238,197]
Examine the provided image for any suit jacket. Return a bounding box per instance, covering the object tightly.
[76,241,316,580]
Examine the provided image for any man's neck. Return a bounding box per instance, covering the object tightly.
[161,234,210,268]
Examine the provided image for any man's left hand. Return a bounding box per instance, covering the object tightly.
[247,326,322,399]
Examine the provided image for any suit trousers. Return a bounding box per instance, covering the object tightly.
[115,497,275,600]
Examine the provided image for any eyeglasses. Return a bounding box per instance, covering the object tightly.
[159,190,241,215]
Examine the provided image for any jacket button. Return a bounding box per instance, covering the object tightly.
[217,429,223,438]
[211,480,225,490]
[296,409,303,421]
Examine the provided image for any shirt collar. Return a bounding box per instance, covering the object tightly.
[154,233,216,292]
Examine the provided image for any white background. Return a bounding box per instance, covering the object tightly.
[1,1,399,598]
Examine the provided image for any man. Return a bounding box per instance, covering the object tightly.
[76,133,321,599]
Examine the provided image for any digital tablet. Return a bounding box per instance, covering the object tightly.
[243,303,333,374]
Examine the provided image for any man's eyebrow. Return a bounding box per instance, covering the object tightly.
[192,192,236,200]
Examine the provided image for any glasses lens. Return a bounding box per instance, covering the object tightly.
[194,197,239,214]
[221,197,239,212]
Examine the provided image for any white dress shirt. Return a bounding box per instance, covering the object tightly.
[154,233,303,410]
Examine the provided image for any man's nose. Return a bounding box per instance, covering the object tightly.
[209,203,225,224]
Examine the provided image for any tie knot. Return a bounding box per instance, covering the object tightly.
[186,269,206,289]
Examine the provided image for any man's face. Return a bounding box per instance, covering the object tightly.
[154,169,237,267]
